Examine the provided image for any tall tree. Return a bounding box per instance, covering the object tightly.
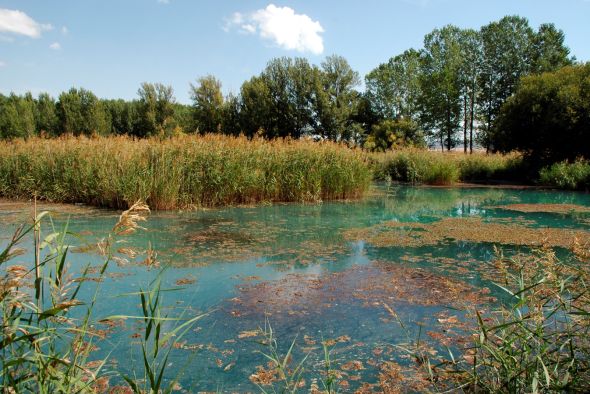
[239,76,273,137]
[35,93,58,136]
[531,23,572,74]
[0,93,37,139]
[365,49,422,121]
[316,55,361,141]
[478,16,535,150]
[137,83,175,137]
[457,29,482,153]
[419,25,463,151]
[221,93,242,136]
[190,75,224,134]
[57,88,109,136]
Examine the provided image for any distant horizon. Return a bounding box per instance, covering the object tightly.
[1,0,589,104]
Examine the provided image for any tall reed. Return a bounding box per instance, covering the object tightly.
[370,149,524,185]
[0,135,371,210]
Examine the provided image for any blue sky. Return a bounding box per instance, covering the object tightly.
[1,0,589,103]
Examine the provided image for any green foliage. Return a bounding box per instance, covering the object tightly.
[316,55,362,141]
[136,83,176,137]
[365,49,422,121]
[0,135,371,209]
[464,249,590,392]
[57,87,110,136]
[493,63,590,163]
[190,75,224,134]
[539,159,590,190]
[419,25,464,151]
[35,93,58,135]
[371,150,523,185]
[364,118,425,152]
[0,93,37,139]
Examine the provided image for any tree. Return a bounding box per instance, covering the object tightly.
[239,76,273,138]
[364,118,425,151]
[137,83,175,137]
[190,75,224,134]
[56,88,110,136]
[457,29,482,153]
[36,93,58,136]
[493,63,590,164]
[0,93,37,139]
[531,23,572,74]
[419,25,463,151]
[365,49,422,121]
[478,16,535,149]
[221,93,242,136]
[315,55,361,141]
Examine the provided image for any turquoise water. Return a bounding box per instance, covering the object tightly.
[1,185,590,392]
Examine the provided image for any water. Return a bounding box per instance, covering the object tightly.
[1,185,589,392]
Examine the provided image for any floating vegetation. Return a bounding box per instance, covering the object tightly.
[232,262,491,319]
[344,217,590,248]
[489,203,590,214]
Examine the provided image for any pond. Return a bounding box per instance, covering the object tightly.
[2,184,590,392]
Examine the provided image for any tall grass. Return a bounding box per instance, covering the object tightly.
[0,135,371,209]
[395,246,590,393]
[370,149,525,185]
[0,201,201,393]
[539,159,590,190]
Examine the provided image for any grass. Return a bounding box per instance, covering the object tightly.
[370,149,525,185]
[0,201,202,393]
[0,134,371,209]
[392,245,590,393]
[539,159,590,190]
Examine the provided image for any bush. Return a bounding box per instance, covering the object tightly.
[493,63,590,164]
[369,149,522,185]
[539,159,590,190]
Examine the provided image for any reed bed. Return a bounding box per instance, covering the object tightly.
[370,149,524,185]
[0,135,371,209]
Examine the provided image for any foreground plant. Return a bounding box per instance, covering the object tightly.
[411,246,590,393]
[0,200,203,393]
[250,321,340,394]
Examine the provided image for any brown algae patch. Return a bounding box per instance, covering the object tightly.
[232,262,491,318]
[489,203,590,214]
[343,217,590,248]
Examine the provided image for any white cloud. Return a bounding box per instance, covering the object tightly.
[49,42,61,50]
[0,60,5,67]
[225,4,324,55]
[0,8,52,38]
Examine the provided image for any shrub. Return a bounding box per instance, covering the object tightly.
[539,159,590,190]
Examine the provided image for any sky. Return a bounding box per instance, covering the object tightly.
[1,0,589,104]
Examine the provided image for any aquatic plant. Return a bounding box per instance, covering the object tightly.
[0,134,371,210]
[396,246,590,393]
[370,149,524,185]
[0,201,202,393]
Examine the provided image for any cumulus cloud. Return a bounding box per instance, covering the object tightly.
[0,8,52,38]
[225,4,324,55]
[49,42,61,50]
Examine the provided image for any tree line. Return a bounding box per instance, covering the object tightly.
[0,15,574,153]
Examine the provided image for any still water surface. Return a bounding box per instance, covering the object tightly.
[1,185,589,392]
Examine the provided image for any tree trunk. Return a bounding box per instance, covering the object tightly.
[463,95,468,154]
[446,106,451,151]
[469,89,475,154]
